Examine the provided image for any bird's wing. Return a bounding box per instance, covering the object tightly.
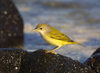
[47,30,73,42]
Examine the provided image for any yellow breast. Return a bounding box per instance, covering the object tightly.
[41,34,67,46]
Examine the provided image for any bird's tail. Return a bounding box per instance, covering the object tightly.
[68,41,84,47]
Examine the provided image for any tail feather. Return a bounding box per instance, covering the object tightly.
[68,41,84,47]
[73,42,84,46]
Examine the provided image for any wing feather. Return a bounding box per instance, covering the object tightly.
[46,29,72,42]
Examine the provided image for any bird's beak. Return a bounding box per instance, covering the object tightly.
[32,28,38,32]
[32,29,36,32]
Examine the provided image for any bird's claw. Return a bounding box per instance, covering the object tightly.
[44,50,57,54]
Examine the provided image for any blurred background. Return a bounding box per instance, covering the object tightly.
[13,0,100,62]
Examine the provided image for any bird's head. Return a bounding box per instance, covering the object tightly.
[32,23,50,33]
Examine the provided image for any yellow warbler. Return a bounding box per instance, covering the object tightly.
[33,23,83,52]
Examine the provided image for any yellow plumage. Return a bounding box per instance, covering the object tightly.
[33,23,83,52]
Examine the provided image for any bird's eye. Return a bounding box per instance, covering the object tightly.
[40,28,42,30]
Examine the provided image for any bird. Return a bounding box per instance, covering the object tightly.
[32,23,83,54]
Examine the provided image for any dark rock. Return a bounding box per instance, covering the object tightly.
[19,49,93,73]
[0,48,26,73]
[84,47,100,73]
[92,47,100,55]
[0,0,24,48]
[0,49,95,73]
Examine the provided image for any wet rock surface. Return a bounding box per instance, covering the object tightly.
[0,0,23,48]
[85,47,100,73]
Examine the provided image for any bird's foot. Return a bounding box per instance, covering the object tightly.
[44,50,57,54]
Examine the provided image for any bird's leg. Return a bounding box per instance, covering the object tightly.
[44,46,61,54]
[50,46,61,51]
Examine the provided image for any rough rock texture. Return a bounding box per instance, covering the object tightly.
[0,48,26,73]
[19,49,93,73]
[0,48,97,73]
[0,0,23,48]
[84,47,100,73]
